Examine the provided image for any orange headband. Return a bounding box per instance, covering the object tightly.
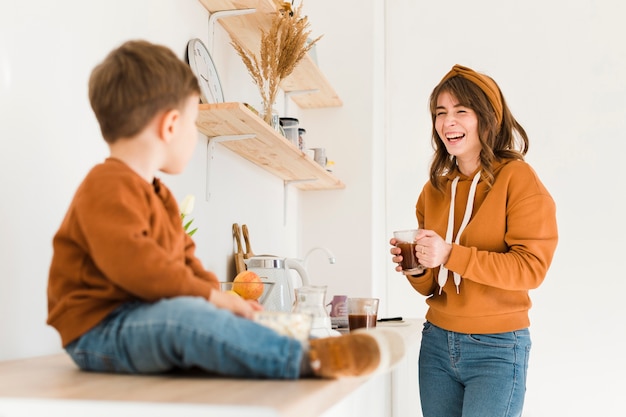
[440,64,503,128]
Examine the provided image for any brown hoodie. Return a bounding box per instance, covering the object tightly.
[47,158,219,346]
[407,159,558,333]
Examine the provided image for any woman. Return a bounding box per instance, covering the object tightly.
[389,65,558,417]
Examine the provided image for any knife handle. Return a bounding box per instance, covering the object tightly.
[242,224,254,259]
[232,223,243,253]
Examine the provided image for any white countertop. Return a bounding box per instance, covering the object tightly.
[0,319,423,417]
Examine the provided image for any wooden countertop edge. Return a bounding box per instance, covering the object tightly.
[0,355,369,417]
[0,319,424,417]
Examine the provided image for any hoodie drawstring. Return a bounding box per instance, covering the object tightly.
[437,171,481,294]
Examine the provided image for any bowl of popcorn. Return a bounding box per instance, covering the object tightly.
[252,311,313,343]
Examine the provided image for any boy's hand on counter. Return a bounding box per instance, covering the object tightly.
[209,289,263,319]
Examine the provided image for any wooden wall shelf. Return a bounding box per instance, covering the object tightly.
[198,0,342,108]
[196,102,345,191]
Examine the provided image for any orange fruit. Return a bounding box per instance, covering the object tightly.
[232,271,264,300]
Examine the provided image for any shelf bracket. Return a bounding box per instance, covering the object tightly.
[283,178,317,225]
[208,8,257,52]
[283,89,321,116]
[206,134,255,202]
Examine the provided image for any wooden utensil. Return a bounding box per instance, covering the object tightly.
[232,223,246,274]
[242,224,255,259]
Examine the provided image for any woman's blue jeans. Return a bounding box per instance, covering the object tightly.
[65,296,304,379]
[418,321,531,417]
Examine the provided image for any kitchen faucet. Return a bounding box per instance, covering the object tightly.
[303,247,336,269]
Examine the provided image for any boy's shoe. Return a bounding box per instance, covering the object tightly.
[308,328,405,378]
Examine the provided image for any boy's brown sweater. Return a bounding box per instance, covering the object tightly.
[407,159,558,333]
[47,158,219,346]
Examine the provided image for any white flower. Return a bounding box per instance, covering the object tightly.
[180,194,195,216]
[180,194,198,236]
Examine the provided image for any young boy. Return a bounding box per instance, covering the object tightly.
[47,40,403,379]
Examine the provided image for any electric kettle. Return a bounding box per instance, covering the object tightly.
[244,256,310,312]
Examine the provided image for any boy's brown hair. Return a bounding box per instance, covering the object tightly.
[89,40,200,143]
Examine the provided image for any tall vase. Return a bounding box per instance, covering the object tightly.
[261,101,280,132]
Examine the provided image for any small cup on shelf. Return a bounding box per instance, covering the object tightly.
[279,117,299,147]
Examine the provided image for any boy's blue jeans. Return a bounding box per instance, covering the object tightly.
[65,296,304,379]
[418,321,531,417]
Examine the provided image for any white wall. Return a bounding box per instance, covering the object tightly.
[1,0,623,415]
[0,0,304,360]
[298,0,387,301]
[0,0,375,362]
[385,0,626,416]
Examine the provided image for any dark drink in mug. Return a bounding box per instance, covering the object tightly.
[397,241,421,274]
[347,298,379,332]
[348,314,378,330]
[393,229,421,275]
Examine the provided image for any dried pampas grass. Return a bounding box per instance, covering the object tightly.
[230,2,322,125]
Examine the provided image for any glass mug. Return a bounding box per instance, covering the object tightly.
[393,229,422,275]
[347,298,379,331]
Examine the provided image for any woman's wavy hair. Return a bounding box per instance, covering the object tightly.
[428,75,529,192]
